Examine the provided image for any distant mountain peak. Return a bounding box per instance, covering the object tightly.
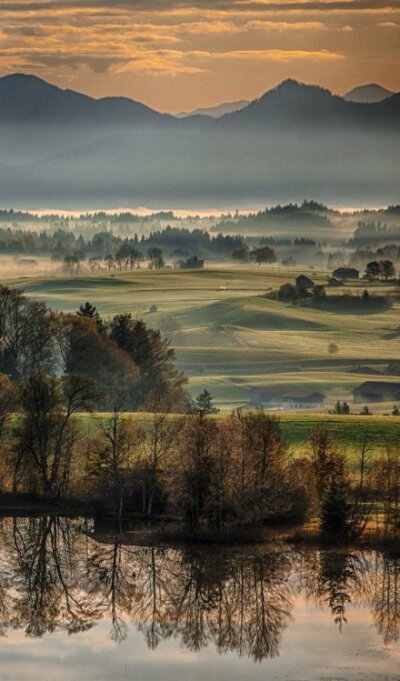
[0,71,174,126]
[277,78,302,88]
[236,79,335,117]
[177,99,249,118]
[344,83,395,103]
[273,79,328,92]
[0,72,59,89]
[256,79,334,104]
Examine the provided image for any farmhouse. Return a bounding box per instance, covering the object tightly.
[332,267,359,279]
[352,381,400,403]
[249,387,325,410]
[295,274,314,290]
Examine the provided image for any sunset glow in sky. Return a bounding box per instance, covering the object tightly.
[0,0,399,112]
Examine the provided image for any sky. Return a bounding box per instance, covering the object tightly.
[0,0,399,113]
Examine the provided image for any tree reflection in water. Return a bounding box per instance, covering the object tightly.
[0,516,398,661]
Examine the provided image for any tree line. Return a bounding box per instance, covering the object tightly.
[0,224,243,259]
[0,363,399,543]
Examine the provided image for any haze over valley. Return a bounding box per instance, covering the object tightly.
[0,74,398,209]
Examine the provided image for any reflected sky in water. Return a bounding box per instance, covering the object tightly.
[0,516,398,681]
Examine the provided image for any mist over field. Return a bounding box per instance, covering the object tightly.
[0,255,60,278]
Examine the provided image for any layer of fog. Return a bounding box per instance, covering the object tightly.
[0,255,61,279]
[0,127,397,210]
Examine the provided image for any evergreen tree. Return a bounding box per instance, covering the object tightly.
[77,301,105,333]
[196,389,219,415]
[342,402,350,415]
[321,460,352,537]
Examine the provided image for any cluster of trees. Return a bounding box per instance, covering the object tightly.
[0,208,177,226]
[0,287,187,412]
[231,244,277,264]
[276,282,391,311]
[0,223,243,262]
[218,200,333,234]
[1,372,399,543]
[365,259,397,281]
[332,401,350,415]
[329,400,400,417]
[304,426,400,540]
[349,244,400,267]
[351,221,400,246]
[276,282,336,305]
[276,282,323,303]
[0,395,305,529]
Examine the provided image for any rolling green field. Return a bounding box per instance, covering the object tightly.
[5,264,400,414]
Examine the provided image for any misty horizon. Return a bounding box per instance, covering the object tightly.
[0,74,398,209]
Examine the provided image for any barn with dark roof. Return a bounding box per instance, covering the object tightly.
[352,381,400,403]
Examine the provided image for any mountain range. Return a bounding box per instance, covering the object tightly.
[177,83,395,118]
[0,74,398,208]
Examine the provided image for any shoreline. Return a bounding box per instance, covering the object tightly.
[1,496,398,554]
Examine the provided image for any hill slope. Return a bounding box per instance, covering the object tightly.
[218,79,400,129]
[0,73,175,127]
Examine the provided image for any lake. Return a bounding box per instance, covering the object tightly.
[0,516,398,680]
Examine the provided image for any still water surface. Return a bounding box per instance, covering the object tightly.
[0,516,398,681]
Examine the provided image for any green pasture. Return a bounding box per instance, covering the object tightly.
[278,413,400,459]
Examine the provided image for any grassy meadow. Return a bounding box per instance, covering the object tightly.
[5,262,400,419]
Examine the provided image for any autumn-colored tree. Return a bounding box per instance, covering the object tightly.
[16,370,99,498]
[62,315,139,409]
[109,314,187,409]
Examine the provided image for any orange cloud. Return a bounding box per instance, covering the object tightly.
[0,0,397,110]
